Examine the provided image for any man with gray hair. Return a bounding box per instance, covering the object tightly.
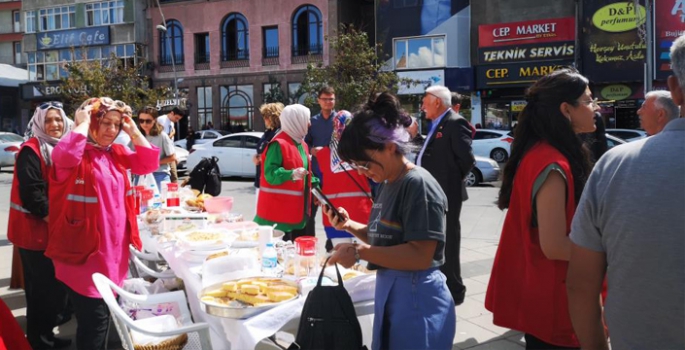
[417,85,475,305]
[566,35,685,349]
[638,90,679,135]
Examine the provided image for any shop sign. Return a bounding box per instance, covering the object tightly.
[478,41,574,64]
[592,2,646,32]
[476,61,573,89]
[37,27,110,50]
[20,81,89,100]
[479,17,575,47]
[581,0,647,83]
[655,0,685,80]
[511,100,527,112]
[600,84,632,100]
[397,70,445,95]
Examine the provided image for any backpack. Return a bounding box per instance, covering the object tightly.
[188,156,222,196]
[288,258,367,350]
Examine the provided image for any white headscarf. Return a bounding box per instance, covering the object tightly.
[24,102,74,166]
[279,104,310,141]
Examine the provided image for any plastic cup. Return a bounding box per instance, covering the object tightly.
[258,226,274,255]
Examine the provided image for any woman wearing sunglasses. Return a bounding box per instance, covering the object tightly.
[8,101,74,349]
[134,106,176,191]
[325,92,455,350]
[45,97,159,350]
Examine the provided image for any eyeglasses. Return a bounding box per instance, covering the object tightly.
[139,119,155,124]
[39,101,63,110]
[348,149,378,171]
[581,98,599,107]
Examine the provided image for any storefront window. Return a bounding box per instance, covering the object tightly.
[394,36,445,69]
[483,102,511,130]
[220,85,254,131]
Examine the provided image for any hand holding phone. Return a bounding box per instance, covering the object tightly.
[312,187,343,221]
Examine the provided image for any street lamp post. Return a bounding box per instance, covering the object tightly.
[154,0,178,102]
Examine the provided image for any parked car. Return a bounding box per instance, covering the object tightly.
[466,156,501,187]
[606,128,647,142]
[605,133,627,150]
[0,132,24,169]
[473,129,514,163]
[186,132,263,178]
[174,130,231,149]
[175,146,189,175]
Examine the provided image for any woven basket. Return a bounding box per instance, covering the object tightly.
[133,333,188,350]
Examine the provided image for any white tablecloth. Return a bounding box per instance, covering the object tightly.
[150,237,375,349]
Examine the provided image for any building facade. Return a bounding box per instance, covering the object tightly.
[150,0,354,134]
[20,0,148,103]
[0,0,23,66]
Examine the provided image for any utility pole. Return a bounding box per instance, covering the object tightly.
[644,0,654,93]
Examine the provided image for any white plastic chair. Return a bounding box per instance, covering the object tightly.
[92,273,213,350]
[129,245,176,279]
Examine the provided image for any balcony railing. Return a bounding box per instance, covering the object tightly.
[221,49,249,68]
[194,52,210,70]
[160,54,184,66]
[291,44,323,64]
[262,46,279,66]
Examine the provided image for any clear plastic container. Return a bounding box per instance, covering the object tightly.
[166,182,180,207]
[294,236,318,277]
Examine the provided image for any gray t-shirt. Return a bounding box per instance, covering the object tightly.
[131,133,175,174]
[366,167,448,270]
[570,118,685,349]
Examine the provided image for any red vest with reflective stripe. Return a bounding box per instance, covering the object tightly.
[7,138,50,250]
[485,142,579,347]
[256,133,311,224]
[45,144,142,265]
[317,147,373,227]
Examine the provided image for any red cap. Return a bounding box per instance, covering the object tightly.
[167,183,179,191]
[295,236,317,256]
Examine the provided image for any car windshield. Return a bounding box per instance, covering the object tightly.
[0,134,24,143]
[218,130,230,135]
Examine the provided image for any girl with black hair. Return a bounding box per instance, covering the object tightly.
[485,68,597,349]
[325,92,455,350]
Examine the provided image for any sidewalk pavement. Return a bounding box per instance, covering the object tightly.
[0,179,522,350]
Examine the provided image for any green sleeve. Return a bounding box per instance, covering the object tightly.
[531,163,567,227]
[264,143,294,185]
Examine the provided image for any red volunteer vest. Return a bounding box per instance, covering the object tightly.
[317,147,372,227]
[8,138,50,250]
[45,144,141,265]
[256,133,311,224]
[485,142,579,347]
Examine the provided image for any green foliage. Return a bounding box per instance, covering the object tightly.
[301,25,401,111]
[58,49,171,115]
[262,76,287,104]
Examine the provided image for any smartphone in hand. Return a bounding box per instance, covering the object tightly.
[312,187,343,220]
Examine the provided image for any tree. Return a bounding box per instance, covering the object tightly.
[301,25,402,111]
[58,49,171,115]
[262,76,287,104]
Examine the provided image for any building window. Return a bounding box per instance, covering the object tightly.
[292,5,323,57]
[287,82,311,105]
[39,6,76,32]
[220,85,254,131]
[221,13,249,61]
[394,36,445,69]
[394,0,420,8]
[194,33,210,64]
[25,11,36,33]
[160,20,184,66]
[262,26,279,58]
[13,11,21,33]
[27,44,140,81]
[86,1,125,27]
[197,86,213,129]
[14,42,22,64]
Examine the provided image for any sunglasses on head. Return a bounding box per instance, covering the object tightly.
[39,101,63,110]
[139,119,155,124]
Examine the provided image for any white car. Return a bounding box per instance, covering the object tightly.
[473,129,514,163]
[606,128,647,142]
[175,146,189,175]
[466,156,500,187]
[0,132,24,169]
[186,132,263,178]
[174,130,230,149]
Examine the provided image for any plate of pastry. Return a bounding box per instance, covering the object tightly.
[199,277,299,319]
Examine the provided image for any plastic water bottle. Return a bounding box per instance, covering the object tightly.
[262,242,278,276]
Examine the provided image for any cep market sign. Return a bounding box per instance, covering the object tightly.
[476,61,573,89]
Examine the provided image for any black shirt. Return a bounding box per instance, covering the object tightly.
[16,147,48,219]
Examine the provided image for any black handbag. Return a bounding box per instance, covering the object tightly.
[288,258,367,350]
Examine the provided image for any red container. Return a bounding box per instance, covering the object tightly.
[295,237,317,256]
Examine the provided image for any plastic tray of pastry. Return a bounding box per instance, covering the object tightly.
[199,277,299,319]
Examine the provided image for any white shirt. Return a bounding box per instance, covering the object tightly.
[157,114,174,136]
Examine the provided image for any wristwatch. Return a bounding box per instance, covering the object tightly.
[353,243,361,263]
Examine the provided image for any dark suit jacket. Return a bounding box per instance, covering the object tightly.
[417,109,475,204]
